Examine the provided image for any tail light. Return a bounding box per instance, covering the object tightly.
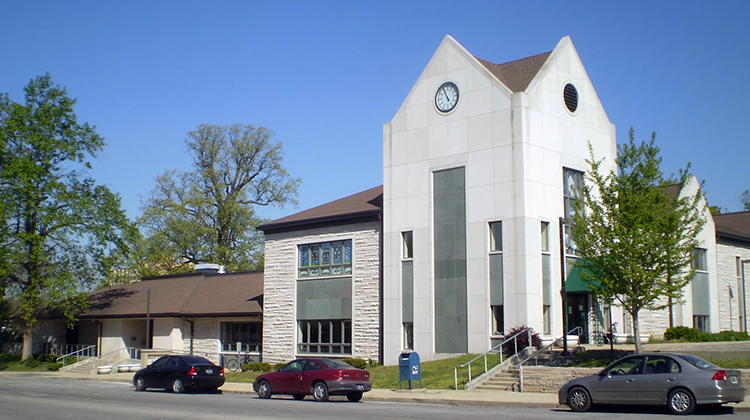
[220,367,225,377]
[711,370,727,381]
[188,367,197,376]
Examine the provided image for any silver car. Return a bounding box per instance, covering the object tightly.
[558,352,745,415]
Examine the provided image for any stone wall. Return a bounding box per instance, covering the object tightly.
[520,366,599,393]
[716,243,750,332]
[185,318,220,364]
[263,221,381,364]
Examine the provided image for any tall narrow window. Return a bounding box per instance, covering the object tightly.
[738,257,746,332]
[541,221,552,335]
[691,248,710,332]
[402,231,414,350]
[489,221,504,335]
[562,168,584,256]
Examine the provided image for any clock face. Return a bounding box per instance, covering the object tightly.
[435,82,459,113]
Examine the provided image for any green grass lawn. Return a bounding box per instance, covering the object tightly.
[226,353,505,390]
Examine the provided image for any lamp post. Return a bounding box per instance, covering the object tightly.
[140,287,151,349]
[559,217,571,355]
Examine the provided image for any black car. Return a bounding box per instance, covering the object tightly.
[133,355,225,393]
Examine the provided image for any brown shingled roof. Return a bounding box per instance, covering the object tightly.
[475,51,552,92]
[259,185,382,233]
[78,271,263,319]
[714,211,750,243]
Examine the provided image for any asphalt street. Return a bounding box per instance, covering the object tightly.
[0,377,745,420]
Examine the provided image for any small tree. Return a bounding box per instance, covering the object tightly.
[0,75,136,359]
[741,190,750,211]
[571,129,705,353]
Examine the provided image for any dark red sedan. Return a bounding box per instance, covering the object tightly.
[253,358,372,402]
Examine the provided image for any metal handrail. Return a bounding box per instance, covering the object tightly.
[453,327,532,390]
[62,346,141,370]
[516,326,583,393]
[56,344,98,367]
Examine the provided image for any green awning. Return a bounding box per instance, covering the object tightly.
[565,258,596,292]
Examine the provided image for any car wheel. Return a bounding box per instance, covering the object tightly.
[346,392,363,402]
[668,388,695,415]
[312,382,329,402]
[257,380,272,399]
[172,378,185,394]
[292,394,305,400]
[567,387,592,412]
[133,376,146,391]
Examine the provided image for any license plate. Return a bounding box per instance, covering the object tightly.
[730,376,738,384]
[356,384,364,391]
[207,369,213,374]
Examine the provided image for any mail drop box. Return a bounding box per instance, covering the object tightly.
[398,351,422,389]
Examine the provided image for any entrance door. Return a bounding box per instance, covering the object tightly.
[566,293,589,344]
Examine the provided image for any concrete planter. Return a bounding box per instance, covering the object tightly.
[628,334,650,344]
[97,366,113,374]
[613,333,629,344]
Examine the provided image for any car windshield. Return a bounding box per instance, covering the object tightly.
[678,354,717,369]
[317,359,356,369]
[182,356,212,365]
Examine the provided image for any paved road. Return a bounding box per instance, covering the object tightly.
[0,377,743,420]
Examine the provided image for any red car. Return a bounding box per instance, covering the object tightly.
[253,358,372,402]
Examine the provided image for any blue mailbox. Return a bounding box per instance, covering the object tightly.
[398,352,422,389]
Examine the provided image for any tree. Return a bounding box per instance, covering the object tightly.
[741,190,750,211]
[0,74,136,359]
[570,129,705,353]
[138,124,300,273]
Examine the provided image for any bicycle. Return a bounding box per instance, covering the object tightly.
[223,352,254,372]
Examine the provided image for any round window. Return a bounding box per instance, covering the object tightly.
[563,83,578,113]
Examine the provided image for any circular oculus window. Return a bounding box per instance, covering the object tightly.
[563,83,579,113]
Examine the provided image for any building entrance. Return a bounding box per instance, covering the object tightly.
[566,293,590,344]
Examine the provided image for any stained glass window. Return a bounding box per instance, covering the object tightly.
[298,240,352,278]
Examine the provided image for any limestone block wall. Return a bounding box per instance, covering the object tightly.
[185,319,221,363]
[717,243,750,332]
[263,221,381,364]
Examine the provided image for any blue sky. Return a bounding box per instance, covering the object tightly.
[1,1,749,222]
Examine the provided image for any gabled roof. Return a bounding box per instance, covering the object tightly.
[474,51,552,92]
[714,211,750,244]
[78,271,263,319]
[258,185,383,234]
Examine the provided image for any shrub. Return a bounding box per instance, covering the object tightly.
[709,331,750,342]
[22,358,41,368]
[34,354,57,363]
[342,358,367,369]
[664,326,703,342]
[0,354,21,363]
[368,358,379,368]
[273,362,286,371]
[241,362,272,372]
[47,363,62,371]
[501,325,542,355]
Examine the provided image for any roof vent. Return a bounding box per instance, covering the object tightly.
[195,263,224,274]
[563,83,578,113]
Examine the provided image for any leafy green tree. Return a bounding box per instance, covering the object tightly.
[138,124,300,273]
[0,74,136,359]
[570,129,705,353]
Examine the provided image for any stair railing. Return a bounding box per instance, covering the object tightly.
[453,327,531,390]
[56,344,98,367]
[516,326,582,393]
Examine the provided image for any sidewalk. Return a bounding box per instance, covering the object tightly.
[2,370,748,412]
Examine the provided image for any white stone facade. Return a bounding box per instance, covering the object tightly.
[717,243,750,332]
[262,221,381,364]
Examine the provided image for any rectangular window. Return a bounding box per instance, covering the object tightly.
[299,240,352,278]
[403,322,414,350]
[402,231,413,260]
[297,320,351,354]
[563,168,584,256]
[693,315,709,333]
[691,248,707,272]
[541,221,551,335]
[221,322,262,352]
[489,221,504,335]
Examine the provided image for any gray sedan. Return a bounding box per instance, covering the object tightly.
[558,352,745,415]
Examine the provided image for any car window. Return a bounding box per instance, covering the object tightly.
[317,359,355,369]
[605,356,644,376]
[183,356,212,365]
[678,354,716,369]
[166,357,179,368]
[280,360,306,373]
[644,356,679,374]
[151,356,168,368]
[304,360,323,371]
